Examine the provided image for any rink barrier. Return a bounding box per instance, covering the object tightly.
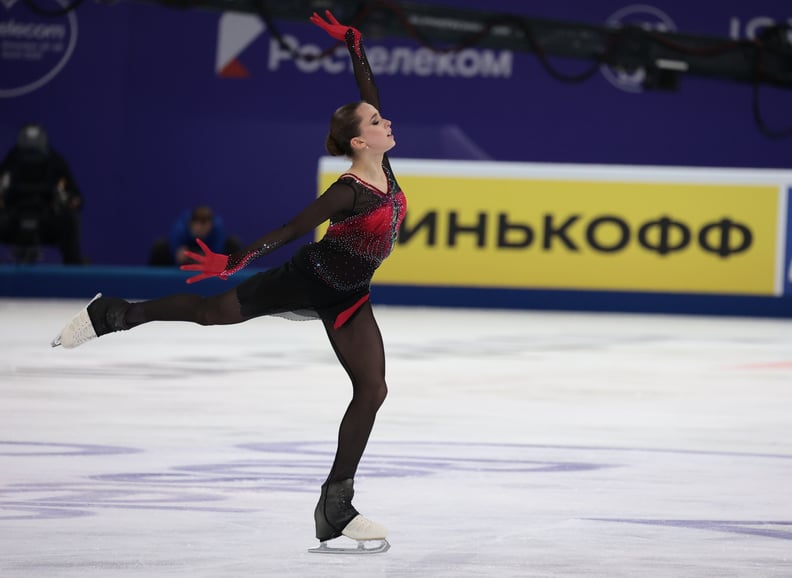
[0,264,790,318]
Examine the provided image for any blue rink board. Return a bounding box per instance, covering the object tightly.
[1,264,790,319]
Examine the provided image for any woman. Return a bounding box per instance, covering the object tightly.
[52,11,405,554]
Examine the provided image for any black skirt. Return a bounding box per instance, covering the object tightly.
[235,258,370,329]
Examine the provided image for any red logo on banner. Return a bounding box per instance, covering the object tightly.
[215,13,264,78]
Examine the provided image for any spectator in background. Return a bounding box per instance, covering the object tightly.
[0,124,85,264]
[149,205,241,266]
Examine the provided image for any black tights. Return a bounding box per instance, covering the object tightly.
[125,289,387,484]
[321,303,387,482]
[125,287,245,327]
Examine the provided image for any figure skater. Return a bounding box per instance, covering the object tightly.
[51,10,404,554]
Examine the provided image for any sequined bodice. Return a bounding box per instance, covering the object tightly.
[301,163,406,291]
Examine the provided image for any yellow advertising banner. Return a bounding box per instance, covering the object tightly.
[318,159,790,296]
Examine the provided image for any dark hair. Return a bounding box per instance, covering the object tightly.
[191,205,213,223]
[325,101,364,157]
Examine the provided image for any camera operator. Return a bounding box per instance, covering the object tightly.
[0,124,85,264]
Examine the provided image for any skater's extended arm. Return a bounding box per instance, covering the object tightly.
[228,181,356,271]
[180,181,355,283]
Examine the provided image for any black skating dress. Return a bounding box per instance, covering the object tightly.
[230,31,406,329]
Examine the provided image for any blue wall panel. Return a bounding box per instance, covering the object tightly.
[2,1,790,267]
[2,1,792,317]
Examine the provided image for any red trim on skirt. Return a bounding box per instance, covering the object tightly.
[333,294,370,329]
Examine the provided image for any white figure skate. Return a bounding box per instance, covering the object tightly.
[51,293,102,348]
[309,479,390,554]
[309,514,390,554]
[51,293,131,348]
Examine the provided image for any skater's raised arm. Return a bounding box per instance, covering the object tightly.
[310,11,381,115]
[312,10,395,179]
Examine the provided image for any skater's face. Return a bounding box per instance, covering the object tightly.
[352,102,395,154]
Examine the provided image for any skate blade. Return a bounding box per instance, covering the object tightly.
[308,538,390,555]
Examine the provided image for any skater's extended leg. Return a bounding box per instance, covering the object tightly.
[52,265,313,349]
[124,287,245,326]
[53,287,246,348]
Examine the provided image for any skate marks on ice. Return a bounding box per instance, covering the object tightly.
[229,441,792,543]
[2,439,791,542]
[2,349,317,381]
[586,518,792,540]
[0,439,607,520]
[4,302,792,574]
[0,443,257,521]
[0,440,141,457]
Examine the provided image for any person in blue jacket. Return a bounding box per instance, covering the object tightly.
[148,205,241,266]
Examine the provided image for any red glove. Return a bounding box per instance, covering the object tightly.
[310,10,362,56]
[179,238,230,284]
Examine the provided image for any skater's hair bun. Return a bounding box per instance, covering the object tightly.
[326,101,364,157]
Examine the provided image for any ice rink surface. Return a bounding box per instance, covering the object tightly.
[1,298,791,577]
